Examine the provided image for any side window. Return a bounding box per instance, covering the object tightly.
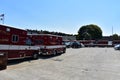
[12,35,19,42]
[25,37,32,45]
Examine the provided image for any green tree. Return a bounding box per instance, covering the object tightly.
[78,24,103,40]
[112,34,119,40]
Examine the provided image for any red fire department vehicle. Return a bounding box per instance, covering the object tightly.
[0,24,40,60]
[28,34,66,55]
[0,24,66,60]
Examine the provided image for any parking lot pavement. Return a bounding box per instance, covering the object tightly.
[1,48,120,80]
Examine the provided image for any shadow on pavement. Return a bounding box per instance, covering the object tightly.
[7,54,62,66]
[7,58,33,66]
[39,53,62,59]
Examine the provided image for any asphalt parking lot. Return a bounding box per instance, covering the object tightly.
[1,48,120,80]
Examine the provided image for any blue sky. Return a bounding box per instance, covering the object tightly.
[0,0,120,36]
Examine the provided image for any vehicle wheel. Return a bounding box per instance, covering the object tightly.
[53,50,57,55]
[63,48,66,53]
[33,53,39,59]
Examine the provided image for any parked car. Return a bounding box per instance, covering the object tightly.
[71,41,84,48]
[80,43,85,47]
[64,42,72,48]
[114,44,120,50]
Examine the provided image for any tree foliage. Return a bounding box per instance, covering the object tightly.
[112,34,119,40]
[26,29,73,36]
[78,24,103,40]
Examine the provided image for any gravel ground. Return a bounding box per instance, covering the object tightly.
[1,48,120,80]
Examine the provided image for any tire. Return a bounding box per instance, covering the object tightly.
[33,53,39,59]
[53,50,57,55]
[63,48,66,53]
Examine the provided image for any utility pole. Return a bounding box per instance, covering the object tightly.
[111,26,114,41]
[112,26,113,35]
